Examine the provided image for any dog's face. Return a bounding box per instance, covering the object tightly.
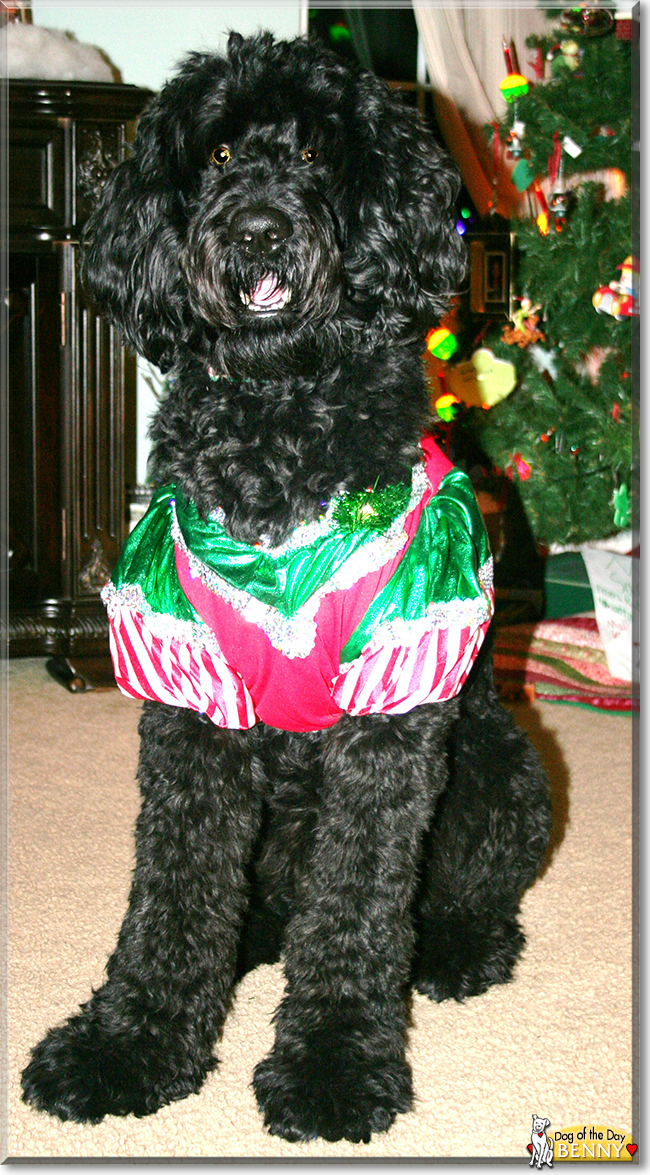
[178,47,348,344]
[82,32,465,377]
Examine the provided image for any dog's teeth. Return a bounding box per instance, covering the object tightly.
[242,284,291,313]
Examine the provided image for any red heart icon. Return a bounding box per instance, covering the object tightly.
[627,1143,637,1156]
[527,1144,533,1154]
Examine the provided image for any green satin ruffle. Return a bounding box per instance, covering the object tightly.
[340,470,491,663]
[109,468,491,643]
[110,486,199,624]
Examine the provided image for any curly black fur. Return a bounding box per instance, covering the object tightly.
[21,32,551,1143]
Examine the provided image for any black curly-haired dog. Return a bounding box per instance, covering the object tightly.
[22,32,551,1144]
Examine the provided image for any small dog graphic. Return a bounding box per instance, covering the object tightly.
[530,1116,554,1168]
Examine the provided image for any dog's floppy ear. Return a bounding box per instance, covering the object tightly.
[344,71,466,338]
[81,78,203,371]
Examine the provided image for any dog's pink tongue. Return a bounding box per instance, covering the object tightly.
[250,275,285,308]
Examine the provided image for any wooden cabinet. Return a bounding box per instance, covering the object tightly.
[7,80,151,664]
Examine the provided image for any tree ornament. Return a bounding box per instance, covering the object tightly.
[505,453,532,481]
[549,185,571,231]
[559,39,582,71]
[528,41,545,81]
[426,327,458,361]
[612,484,630,529]
[506,116,526,160]
[562,134,582,159]
[446,348,517,408]
[593,256,639,320]
[515,454,531,480]
[502,297,545,348]
[502,36,521,75]
[548,136,571,231]
[548,131,563,188]
[434,392,462,423]
[511,157,535,192]
[499,73,530,103]
[545,45,559,78]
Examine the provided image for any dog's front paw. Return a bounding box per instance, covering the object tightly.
[414,911,525,1002]
[22,1009,213,1123]
[253,1023,412,1144]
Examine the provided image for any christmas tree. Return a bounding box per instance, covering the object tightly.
[453,8,638,550]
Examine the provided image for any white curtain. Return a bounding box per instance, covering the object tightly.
[413,3,550,216]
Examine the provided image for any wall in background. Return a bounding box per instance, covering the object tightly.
[30,1,302,490]
[31,2,302,92]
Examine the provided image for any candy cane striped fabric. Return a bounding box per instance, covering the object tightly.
[108,604,257,728]
[331,599,492,718]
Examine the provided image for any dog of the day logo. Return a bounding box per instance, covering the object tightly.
[527,1118,637,1162]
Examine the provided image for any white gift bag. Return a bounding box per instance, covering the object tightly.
[581,548,637,682]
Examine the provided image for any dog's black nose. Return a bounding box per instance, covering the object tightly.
[227,206,293,256]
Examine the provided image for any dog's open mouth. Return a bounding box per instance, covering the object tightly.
[239,274,292,315]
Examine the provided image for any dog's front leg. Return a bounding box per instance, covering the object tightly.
[253,703,456,1143]
[21,702,266,1123]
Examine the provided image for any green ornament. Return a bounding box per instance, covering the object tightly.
[426,327,458,361]
[499,73,530,103]
[511,158,536,193]
[612,484,630,528]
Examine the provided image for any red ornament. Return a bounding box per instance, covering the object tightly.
[548,132,563,187]
[612,403,621,423]
[502,36,516,74]
[507,453,532,481]
[529,44,545,80]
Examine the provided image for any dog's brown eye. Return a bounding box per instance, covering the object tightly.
[301,148,319,163]
[210,145,231,166]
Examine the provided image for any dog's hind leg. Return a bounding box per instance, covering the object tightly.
[252,704,457,1144]
[21,702,266,1124]
[413,640,551,1002]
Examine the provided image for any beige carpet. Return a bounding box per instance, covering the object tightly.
[4,658,635,1160]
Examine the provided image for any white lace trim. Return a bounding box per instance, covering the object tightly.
[101,581,223,656]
